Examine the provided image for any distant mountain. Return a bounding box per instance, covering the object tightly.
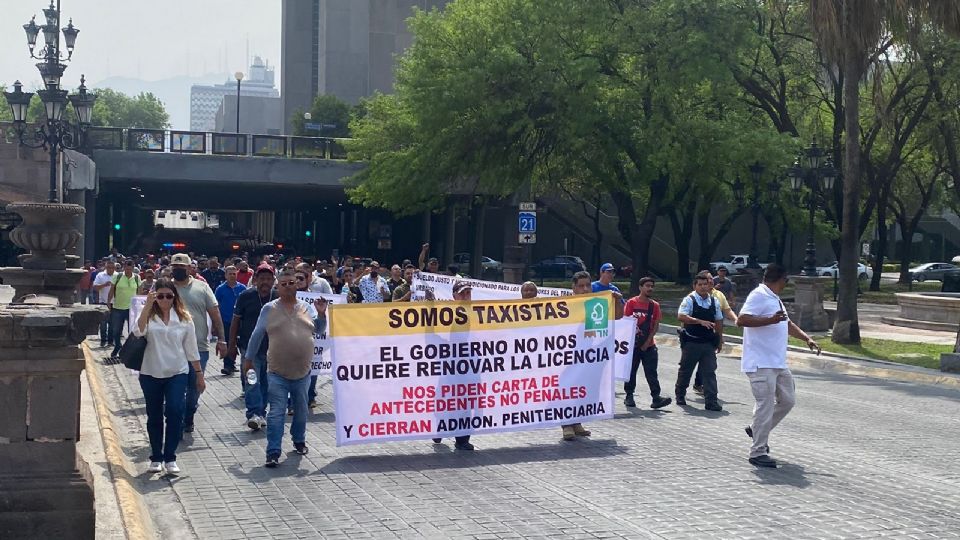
[91,73,231,131]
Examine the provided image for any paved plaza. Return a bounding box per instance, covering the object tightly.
[91,340,960,539]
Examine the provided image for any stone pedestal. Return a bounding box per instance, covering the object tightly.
[787,275,831,332]
[0,303,106,539]
[941,353,960,373]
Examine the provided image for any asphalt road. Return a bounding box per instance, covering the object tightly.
[94,341,960,539]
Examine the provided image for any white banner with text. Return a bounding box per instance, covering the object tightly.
[330,293,617,446]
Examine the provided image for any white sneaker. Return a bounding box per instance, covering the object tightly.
[247,416,260,430]
[147,462,163,473]
[164,461,181,474]
[258,416,267,429]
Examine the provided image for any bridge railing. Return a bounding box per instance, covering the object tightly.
[84,127,351,160]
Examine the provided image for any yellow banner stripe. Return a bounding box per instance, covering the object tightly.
[329,292,614,337]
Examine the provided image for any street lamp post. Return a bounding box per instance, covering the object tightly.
[4,0,95,203]
[788,142,837,277]
[234,71,243,134]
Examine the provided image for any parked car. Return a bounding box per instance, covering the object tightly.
[815,261,873,281]
[452,253,503,273]
[529,255,587,279]
[709,254,768,274]
[909,262,959,282]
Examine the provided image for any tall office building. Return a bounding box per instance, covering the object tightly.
[281,0,451,134]
[190,56,280,132]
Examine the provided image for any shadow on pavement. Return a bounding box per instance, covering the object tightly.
[613,409,672,420]
[749,462,833,489]
[317,440,628,475]
[792,368,960,402]
[678,405,730,418]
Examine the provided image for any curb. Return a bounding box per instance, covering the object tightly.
[83,343,155,540]
[657,325,960,389]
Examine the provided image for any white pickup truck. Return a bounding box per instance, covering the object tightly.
[709,255,768,274]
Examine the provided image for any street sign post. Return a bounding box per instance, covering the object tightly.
[519,233,537,244]
[519,202,536,211]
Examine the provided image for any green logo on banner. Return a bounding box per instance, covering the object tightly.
[584,298,609,331]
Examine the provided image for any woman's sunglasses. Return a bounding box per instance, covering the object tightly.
[156,293,175,300]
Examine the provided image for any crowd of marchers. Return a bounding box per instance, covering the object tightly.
[79,242,821,473]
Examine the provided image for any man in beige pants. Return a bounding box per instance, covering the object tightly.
[736,264,821,468]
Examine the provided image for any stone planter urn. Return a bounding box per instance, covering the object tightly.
[0,202,86,306]
[6,202,84,270]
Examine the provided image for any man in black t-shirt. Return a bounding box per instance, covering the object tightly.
[201,257,226,291]
[228,264,276,430]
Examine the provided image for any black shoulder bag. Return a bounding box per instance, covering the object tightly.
[636,302,656,344]
[119,332,147,371]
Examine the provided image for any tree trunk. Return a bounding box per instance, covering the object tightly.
[696,205,744,273]
[668,197,696,284]
[897,217,915,285]
[470,198,487,279]
[832,52,862,345]
[869,209,887,292]
[590,200,603,272]
[610,174,668,295]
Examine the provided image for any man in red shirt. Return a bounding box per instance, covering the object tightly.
[623,277,672,409]
[235,259,253,286]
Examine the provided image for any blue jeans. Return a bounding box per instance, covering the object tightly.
[109,307,129,356]
[184,351,209,427]
[308,375,318,403]
[139,373,188,462]
[243,353,269,419]
[266,372,310,457]
[98,303,110,344]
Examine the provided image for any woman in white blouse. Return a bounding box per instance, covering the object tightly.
[135,279,206,475]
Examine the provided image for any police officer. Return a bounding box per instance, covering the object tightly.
[675,271,724,411]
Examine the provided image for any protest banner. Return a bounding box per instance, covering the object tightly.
[411,272,635,380]
[296,291,348,375]
[614,321,635,381]
[411,271,571,301]
[330,292,616,446]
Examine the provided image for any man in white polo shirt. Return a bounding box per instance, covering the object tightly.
[736,263,821,468]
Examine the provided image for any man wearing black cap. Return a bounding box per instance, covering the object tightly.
[229,264,277,430]
[431,281,476,451]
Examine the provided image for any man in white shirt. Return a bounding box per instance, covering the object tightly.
[357,261,390,303]
[92,260,117,347]
[737,263,821,468]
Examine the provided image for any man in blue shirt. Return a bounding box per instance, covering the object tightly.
[592,263,624,317]
[215,266,246,375]
[675,271,725,411]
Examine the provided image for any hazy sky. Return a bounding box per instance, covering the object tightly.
[0,0,281,90]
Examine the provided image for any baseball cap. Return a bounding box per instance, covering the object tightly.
[452,281,473,295]
[600,263,615,273]
[255,263,276,276]
[170,253,191,265]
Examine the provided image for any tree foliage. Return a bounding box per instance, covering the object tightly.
[291,94,354,137]
[1,84,169,128]
[345,0,960,302]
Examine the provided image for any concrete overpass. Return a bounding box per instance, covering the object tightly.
[93,149,365,210]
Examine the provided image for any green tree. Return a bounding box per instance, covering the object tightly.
[89,88,168,128]
[809,0,960,344]
[349,0,794,290]
[1,84,169,128]
[291,94,353,137]
[0,85,11,122]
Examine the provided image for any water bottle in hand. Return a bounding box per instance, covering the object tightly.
[246,368,258,386]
